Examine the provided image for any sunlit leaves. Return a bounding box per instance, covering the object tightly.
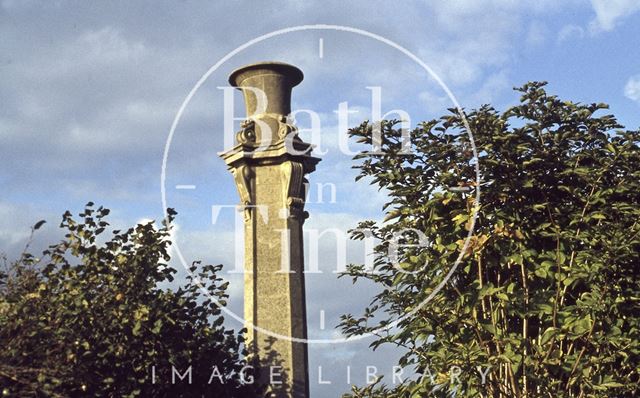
[341,82,640,397]
[0,204,263,397]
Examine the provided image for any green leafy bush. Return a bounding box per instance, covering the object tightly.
[341,83,639,397]
[0,204,264,397]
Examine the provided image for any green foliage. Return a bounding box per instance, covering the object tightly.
[0,204,264,397]
[341,83,640,397]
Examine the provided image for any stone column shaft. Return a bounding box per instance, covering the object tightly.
[220,62,319,398]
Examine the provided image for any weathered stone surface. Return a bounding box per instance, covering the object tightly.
[220,62,319,398]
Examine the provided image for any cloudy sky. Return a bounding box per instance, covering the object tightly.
[2,1,639,396]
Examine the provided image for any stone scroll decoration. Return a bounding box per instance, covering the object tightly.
[236,119,256,145]
[280,161,307,221]
[230,164,253,222]
[236,115,300,146]
[230,114,307,222]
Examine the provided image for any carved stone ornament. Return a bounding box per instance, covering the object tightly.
[280,161,306,220]
[236,114,298,148]
[277,115,298,140]
[230,164,253,221]
[236,119,256,144]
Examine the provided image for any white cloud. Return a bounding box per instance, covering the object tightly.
[624,75,640,103]
[468,69,512,106]
[589,0,640,32]
[0,201,65,261]
[79,27,146,61]
[419,89,450,114]
[526,21,548,47]
[1,0,583,210]
[0,203,32,252]
[558,24,585,43]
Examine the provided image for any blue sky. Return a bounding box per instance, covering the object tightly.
[1,1,639,396]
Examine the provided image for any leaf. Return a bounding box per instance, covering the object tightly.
[384,209,401,222]
[572,315,592,335]
[132,320,142,336]
[452,213,469,226]
[152,319,162,334]
[534,268,547,278]
[600,382,624,388]
[540,327,557,345]
[605,143,616,153]
[496,293,509,301]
